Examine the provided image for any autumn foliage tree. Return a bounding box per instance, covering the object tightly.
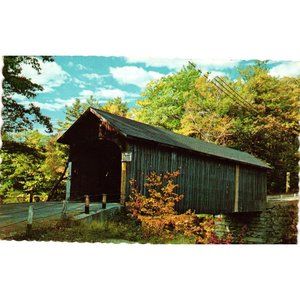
[126,171,183,217]
[178,76,234,145]
[126,171,233,244]
[135,62,300,193]
[101,97,129,117]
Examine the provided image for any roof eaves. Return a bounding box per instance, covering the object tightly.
[126,134,271,169]
[57,108,93,143]
[90,108,128,138]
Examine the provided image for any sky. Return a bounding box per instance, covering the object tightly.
[13,56,300,131]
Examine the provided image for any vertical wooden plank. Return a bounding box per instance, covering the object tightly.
[234,164,240,212]
[66,161,72,201]
[84,194,90,214]
[102,193,107,209]
[120,161,127,204]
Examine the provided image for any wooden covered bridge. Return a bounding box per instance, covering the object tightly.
[57,107,270,214]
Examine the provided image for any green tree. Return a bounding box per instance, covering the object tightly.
[58,96,130,131]
[228,64,300,193]
[101,97,129,117]
[178,75,234,145]
[0,131,68,202]
[57,95,102,131]
[134,63,200,131]
[2,56,54,133]
[134,61,299,193]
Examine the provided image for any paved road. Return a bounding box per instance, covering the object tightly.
[0,202,118,236]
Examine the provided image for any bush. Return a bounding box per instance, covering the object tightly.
[126,171,232,244]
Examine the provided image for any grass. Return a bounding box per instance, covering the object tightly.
[4,211,195,244]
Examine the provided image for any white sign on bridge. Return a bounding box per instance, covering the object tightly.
[122,152,132,162]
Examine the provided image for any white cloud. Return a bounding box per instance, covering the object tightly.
[67,62,87,70]
[79,90,94,97]
[54,97,77,107]
[16,87,140,112]
[12,94,27,101]
[77,64,87,70]
[96,88,139,99]
[18,97,77,111]
[269,61,300,77]
[80,88,139,99]
[73,77,87,88]
[126,57,239,71]
[96,88,124,98]
[21,59,70,93]
[207,71,227,79]
[110,66,164,88]
[82,73,105,80]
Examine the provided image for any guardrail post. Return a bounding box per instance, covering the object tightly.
[26,205,34,236]
[61,200,68,219]
[286,172,290,193]
[85,195,90,214]
[29,189,34,203]
[102,194,107,209]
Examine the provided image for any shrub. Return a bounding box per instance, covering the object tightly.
[126,171,232,244]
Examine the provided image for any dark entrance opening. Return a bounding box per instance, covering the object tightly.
[71,140,121,202]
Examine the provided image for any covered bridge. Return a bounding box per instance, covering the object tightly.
[57,107,270,214]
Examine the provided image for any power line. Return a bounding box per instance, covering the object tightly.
[189,61,258,114]
[215,76,258,112]
[203,73,253,112]
[213,76,257,113]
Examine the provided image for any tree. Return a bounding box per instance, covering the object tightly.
[58,96,129,131]
[178,76,234,145]
[0,131,68,202]
[134,61,300,193]
[57,95,102,131]
[134,63,200,131]
[101,97,129,117]
[228,64,300,193]
[2,56,54,133]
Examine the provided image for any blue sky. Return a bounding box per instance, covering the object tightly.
[13,56,300,131]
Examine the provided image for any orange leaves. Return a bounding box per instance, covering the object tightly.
[126,171,234,244]
[127,171,183,218]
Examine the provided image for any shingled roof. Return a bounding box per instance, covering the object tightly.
[59,107,270,169]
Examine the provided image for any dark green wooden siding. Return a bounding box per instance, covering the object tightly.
[126,141,267,214]
[59,109,269,213]
[238,166,267,212]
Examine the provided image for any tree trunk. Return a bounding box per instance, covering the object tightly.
[47,161,69,202]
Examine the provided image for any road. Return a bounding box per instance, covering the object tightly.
[0,201,117,237]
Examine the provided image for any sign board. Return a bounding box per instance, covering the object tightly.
[122,152,132,162]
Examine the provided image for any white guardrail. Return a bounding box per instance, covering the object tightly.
[267,193,299,201]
